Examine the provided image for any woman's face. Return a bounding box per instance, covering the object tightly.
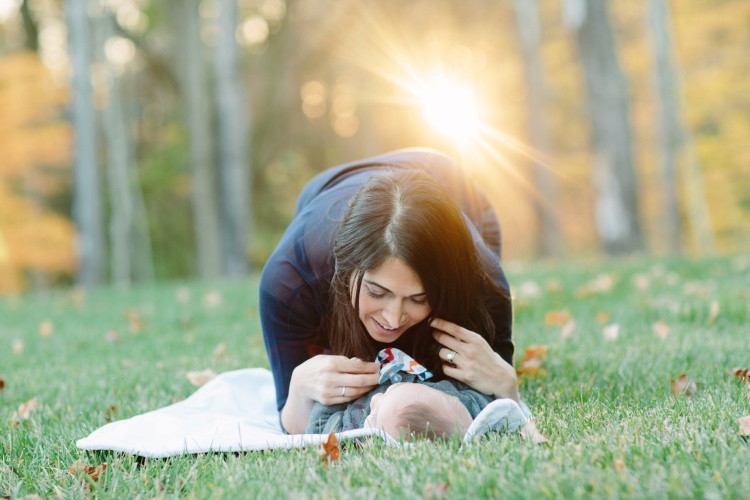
[353,258,431,343]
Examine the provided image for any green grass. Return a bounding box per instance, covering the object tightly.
[2,255,750,498]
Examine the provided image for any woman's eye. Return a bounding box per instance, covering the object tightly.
[412,297,428,306]
[365,288,385,299]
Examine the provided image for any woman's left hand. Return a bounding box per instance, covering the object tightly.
[431,317,520,403]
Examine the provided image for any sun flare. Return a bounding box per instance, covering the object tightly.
[418,77,480,141]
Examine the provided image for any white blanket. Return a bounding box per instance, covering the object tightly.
[77,369,530,458]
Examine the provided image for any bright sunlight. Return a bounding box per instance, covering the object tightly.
[418,77,481,141]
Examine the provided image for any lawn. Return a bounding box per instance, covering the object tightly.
[2,255,749,498]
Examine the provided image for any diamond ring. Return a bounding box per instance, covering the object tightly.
[341,386,347,397]
[446,350,457,363]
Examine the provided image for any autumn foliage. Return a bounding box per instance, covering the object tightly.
[0,52,75,292]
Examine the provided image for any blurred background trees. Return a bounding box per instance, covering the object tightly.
[0,0,748,292]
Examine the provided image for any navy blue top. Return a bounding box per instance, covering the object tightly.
[259,149,514,412]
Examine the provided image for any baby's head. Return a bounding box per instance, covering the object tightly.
[363,383,472,441]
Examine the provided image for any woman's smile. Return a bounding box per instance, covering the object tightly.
[356,258,431,343]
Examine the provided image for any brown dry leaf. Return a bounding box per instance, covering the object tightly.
[595,311,611,324]
[68,459,107,482]
[11,399,40,426]
[423,482,449,498]
[0,376,5,390]
[12,339,24,355]
[561,319,576,339]
[38,320,53,338]
[126,309,145,333]
[602,324,620,341]
[186,369,217,387]
[519,419,549,445]
[213,342,227,359]
[203,291,223,308]
[105,330,121,343]
[652,321,670,339]
[319,431,340,462]
[614,458,626,472]
[544,310,571,326]
[729,367,750,383]
[516,346,548,377]
[671,373,698,397]
[104,405,117,423]
[739,416,750,437]
[707,301,720,326]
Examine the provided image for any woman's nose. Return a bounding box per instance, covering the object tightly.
[382,300,403,325]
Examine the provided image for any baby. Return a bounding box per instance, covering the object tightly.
[306,348,491,441]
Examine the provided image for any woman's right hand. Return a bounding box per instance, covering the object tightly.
[281,355,380,434]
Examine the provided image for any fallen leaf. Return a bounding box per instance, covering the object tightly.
[70,287,87,307]
[126,309,145,333]
[561,319,576,339]
[105,330,121,343]
[423,482,449,498]
[632,274,650,291]
[104,405,117,422]
[577,273,615,297]
[213,342,227,359]
[730,368,750,383]
[203,291,222,308]
[544,310,571,326]
[0,376,5,390]
[652,321,670,339]
[68,459,107,482]
[516,346,548,377]
[519,419,549,445]
[614,458,626,472]
[38,320,53,338]
[120,359,133,369]
[738,416,750,437]
[319,431,340,462]
[671,373,698,397]
[517,280,541,298]
[595,311,611,324]
[186,369,216,387]
[12,339,23,355]
[11,399,40,426]
[602,324,620,341]
[707,301,720,325]
[546,279,562,293]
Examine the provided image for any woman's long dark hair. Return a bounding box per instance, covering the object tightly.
[328,168,508,379]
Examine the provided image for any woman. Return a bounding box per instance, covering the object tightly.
[260,148,519,434]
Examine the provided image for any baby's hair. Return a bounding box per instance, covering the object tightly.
[391,393,471,441]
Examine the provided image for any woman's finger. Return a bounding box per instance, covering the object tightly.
[336,357,380,374]
[439,347,461,365]
[430,318,473,342]
[432,331,464,352]
[339,372,380,388]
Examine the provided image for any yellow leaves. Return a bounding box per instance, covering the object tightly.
[319,432,340,463]
[68,459,107,483]
[613,458,626,472]
[105,330,121,343]
[104,406,117,423]
[11,399,40,426]
[203,291,223,309]
[519,419,549,445]
[12,339,24,355]
[595,311,611,324]
[544,310,571,326]
[577,273,615,297]
[38,320,53,338]
[213,342,227,360]
[516,346,547,378]
[186,369,216,387]
[707,300,720,326]
[561,319,576,339]
[652,321,670,339]
[671,374,698,397]
[126,309,146,333]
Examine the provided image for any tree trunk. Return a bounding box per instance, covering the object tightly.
[20,0,39,52]
[513,0,561,258]
[178,0,223,278]
[214,0,250,276]
[64,0,105,286]
[565,0,643,255]
[648,0,715,256]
